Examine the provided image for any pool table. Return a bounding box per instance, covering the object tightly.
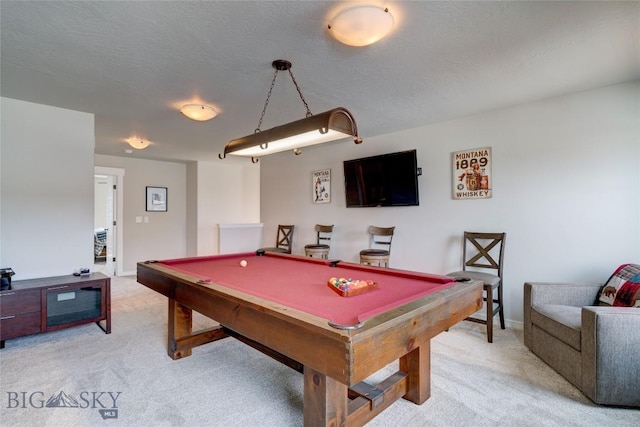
[137,251,482,427]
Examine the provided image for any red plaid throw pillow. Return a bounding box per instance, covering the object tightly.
[598,264,640,307]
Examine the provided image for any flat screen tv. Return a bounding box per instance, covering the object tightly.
[343,149,420,207]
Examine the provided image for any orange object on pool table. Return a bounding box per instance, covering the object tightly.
[137,251,482,427]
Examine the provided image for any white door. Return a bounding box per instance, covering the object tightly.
[104,175,116,276]
[95,166,125,276]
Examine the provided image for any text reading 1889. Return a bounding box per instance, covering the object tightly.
[456,157,488,170]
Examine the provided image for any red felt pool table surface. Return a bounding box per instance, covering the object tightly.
[158,252,456,326]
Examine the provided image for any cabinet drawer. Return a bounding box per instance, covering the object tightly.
[0,289,41,316]
[0,311,41,340]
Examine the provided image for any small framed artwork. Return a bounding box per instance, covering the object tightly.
[312,169,331,204]
[146,186,168,212]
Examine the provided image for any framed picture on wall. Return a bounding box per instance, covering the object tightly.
[452,147,492,199]
[146,186,168,211]
[312,169,331,204]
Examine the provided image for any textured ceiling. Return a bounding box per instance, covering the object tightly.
[1,1,638,163]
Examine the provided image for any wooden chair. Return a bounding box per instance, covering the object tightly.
[304,224,333,259]
[359,226,395,267]
[259,225,295,254]
[447,232,506,343]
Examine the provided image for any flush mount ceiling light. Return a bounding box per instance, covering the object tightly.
[180,104,218,121]
[327,5,394,47]
[219,60,362,163]
[126,138,151,150]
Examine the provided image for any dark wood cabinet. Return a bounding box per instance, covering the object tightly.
[0,273,110,348]
[0,288,41,340]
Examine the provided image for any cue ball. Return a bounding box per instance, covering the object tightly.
[240,260,247,267]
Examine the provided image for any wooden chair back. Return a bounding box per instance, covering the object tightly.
[275,225,295,253]
[462,232,506,278]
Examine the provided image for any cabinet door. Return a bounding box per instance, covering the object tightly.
[43,283,106,331]
[0,312,41,340]
[0,289,42,339]
[0,289,41,316]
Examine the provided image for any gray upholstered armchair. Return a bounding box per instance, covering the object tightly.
[524,282,640,407]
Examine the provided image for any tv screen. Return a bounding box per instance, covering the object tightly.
[343,150,420,207]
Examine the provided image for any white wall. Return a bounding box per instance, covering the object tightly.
[96,156,261,273]
[189,161,260,256]
[186,162,198,256]
[94,155,187,274]
[1,97,95,279]
[259,82,640,325]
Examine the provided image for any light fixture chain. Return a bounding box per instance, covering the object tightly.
[221,58,363,162]
[288,69,313,117]
[256,69,280,132]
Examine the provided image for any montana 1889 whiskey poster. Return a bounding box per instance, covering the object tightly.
[452,147,492,199]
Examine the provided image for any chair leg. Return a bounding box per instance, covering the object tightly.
[485,284,493,343]
[497,282,505,330]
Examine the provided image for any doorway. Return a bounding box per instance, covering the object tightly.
[94,166,125,276]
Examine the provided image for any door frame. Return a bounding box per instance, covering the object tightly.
[95,166,125,276]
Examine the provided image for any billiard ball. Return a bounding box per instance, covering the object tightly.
[240,260,247,267]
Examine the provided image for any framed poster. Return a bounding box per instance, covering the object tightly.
[146,186,168,211]
[452,147,492,199]
[312,169,331,204]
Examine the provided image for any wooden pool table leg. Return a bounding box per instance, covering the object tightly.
[167,299,192,360]
[399,342,431,404]
[303,366,348,427]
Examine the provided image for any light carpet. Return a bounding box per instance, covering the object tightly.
[0,275,637,426]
